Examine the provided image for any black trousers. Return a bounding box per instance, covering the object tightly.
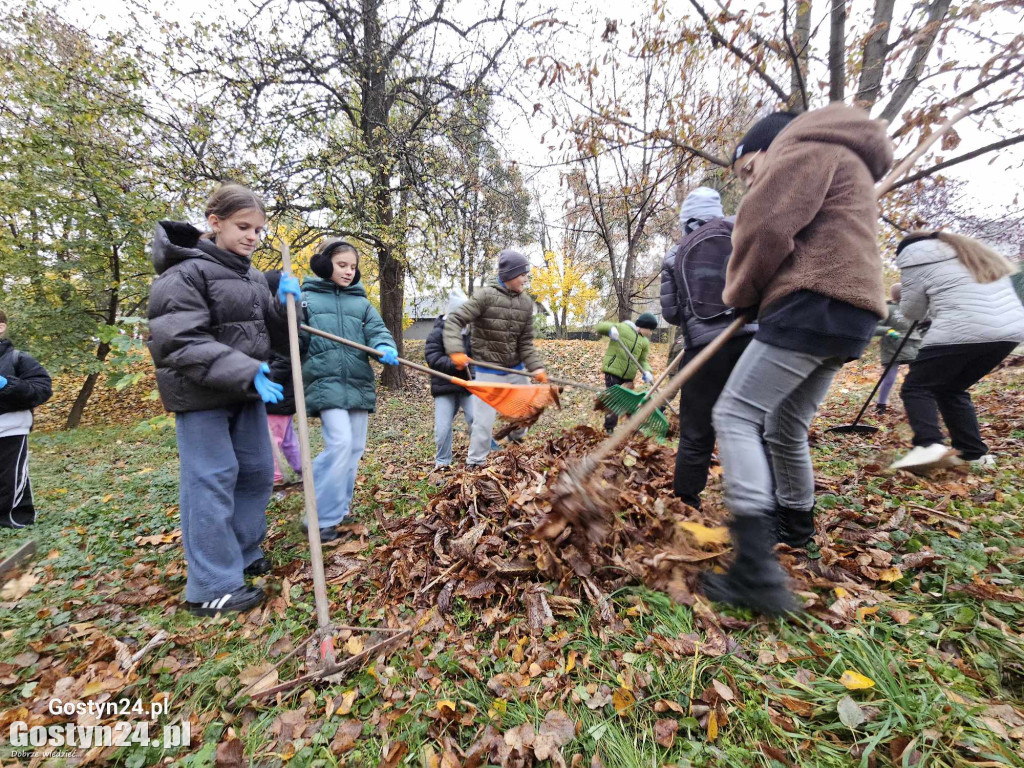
[603,372,630,433]
[0,434,36,528]
[900,341,1016,460]
[673,334,754,508]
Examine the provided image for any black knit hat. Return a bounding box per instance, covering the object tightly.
[497,249,530,282]
[733,111,798,165]
[636,312,658,330]
[310,239,359,281]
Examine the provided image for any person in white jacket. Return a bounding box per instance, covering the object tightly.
[890,231,1024,472]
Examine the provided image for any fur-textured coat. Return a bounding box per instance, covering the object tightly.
[725,104,893,319]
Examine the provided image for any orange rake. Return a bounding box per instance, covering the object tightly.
[299,325,559,420]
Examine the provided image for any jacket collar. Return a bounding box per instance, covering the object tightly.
[302,275,368,298]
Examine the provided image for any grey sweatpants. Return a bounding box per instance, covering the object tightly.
[176,401,274,602]
[712,340,841,518]
[468,371,527,465]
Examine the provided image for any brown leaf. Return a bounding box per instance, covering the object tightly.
[654,718,677,749]
[215,738,245,768]
[535,710,576,760]
[380,741,409,768]
[329,720,362,753]
[238,663,278,695]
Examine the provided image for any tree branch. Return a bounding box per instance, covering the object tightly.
[686,0,791,104]
[887,134,1024,192]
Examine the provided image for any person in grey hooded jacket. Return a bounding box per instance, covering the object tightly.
[890,231,1024,472]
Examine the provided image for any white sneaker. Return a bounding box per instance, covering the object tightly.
[890,444,960,473]
[971,454,997,469]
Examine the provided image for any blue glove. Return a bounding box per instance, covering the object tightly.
[642,371,654,385]
[375,345,399,366]
[277,273,301,305]
[0,375,7,390]
[253,363,284,403]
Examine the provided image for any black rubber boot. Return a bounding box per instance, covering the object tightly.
[776,504,815,549]
[699,516,799,615]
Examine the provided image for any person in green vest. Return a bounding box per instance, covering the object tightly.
[595,313,657,432]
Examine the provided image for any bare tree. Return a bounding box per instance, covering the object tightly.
[176,0,539,387]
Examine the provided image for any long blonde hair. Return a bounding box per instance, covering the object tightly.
[911,230,1016,284]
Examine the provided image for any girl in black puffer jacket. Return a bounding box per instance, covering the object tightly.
[147,183,300,617]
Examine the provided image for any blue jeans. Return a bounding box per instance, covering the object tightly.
[712,340,841,518]
[313,409,369,528]
[175,402,274,602]
[876,362,901,406]
[434,393,474,467]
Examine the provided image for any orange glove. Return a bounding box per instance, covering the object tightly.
[450,352,470,370]
[533,369,548,383]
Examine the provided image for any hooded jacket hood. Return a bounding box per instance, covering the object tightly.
[895,235,959,269]
[777,103,892,182]
[680,187,724,231]
[151,220,251,276]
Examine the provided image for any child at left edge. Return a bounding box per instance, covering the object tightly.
[299,239,398,541]
[147,183,301,617]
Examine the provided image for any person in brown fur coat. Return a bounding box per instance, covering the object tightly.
[699,104,893,615]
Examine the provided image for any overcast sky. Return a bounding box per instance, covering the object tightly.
[58,0,1023,222]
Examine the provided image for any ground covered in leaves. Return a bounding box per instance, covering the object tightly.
[3,340,1024,767]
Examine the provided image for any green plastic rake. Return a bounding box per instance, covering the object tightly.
[598,343,688,439]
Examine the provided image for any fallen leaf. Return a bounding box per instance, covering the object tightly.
[346,635,364,655]
[336,689,358,715]
[878,567,903,582]
[238,663,279,695]
[329,720,362,752]
[837,695,865,729]
[535,709,576,760]
[437,699,457,717]
[839,670,875,690]
[1,572,38,601]
[678,521,730,547]
[711,679,735,702]
[380,741,408,768]
[707,709,719,741]
[889,609,913,625]
[215,738,245,768]
[654,718,678,749]
[612,687,635,717]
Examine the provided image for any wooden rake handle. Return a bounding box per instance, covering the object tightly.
[300,324,461,385]
[585,316,748,467]
[280,245,332,646]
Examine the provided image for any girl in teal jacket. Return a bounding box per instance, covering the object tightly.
[300,240,398,540]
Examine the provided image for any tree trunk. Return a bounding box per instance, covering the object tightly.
[828,0,847,101]
[856,0,896,107]
[878,0,952,124]
[377,242,405,389]
[65,342,110,429]
[788,0,812,111]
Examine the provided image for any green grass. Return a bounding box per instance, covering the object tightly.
[2,345,1023,767]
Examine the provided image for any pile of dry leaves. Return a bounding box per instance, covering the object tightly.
[320,420,1013,634]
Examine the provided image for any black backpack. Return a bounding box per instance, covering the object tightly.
[674,217,735,321]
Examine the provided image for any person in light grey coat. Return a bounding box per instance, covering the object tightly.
[890,231,1024,472]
